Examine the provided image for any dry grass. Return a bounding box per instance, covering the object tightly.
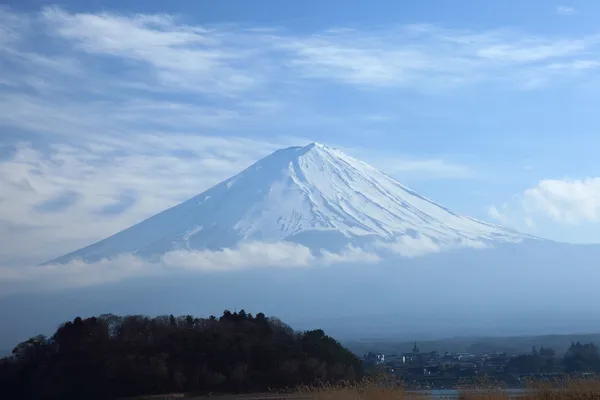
[132,376,600,399]
[288,376,600,400]
[521,376,600,400]
[291,376,440,399]
[456,376,511,400]
[294,378,409,399]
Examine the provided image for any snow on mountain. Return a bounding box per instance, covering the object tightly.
[48,142,533,264]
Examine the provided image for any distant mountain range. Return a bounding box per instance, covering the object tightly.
[49,142,536,264]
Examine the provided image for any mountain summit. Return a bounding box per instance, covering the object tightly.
[49,143,530,264]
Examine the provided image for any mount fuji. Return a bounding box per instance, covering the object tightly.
[49,142,535,264]
[5,143,600,350]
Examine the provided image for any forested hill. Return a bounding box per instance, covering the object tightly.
[0,310,363,400]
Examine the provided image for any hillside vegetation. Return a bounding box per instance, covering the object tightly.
[0,310,362,399]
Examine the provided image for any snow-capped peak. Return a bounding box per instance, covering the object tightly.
[49,143,531,264]
[302,142,335,151]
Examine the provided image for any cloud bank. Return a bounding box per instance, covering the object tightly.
[376,234,488,258]
[0,232,494,295]
[0,241,383,295]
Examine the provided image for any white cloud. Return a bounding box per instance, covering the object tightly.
[488,178,600,241]
[0,243,381,295]
[555,6,577,15]
[522,178,600,224]
[161,242,316,271]
[375,234,487,258]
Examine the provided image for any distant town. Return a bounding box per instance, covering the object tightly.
[362,341,600,389]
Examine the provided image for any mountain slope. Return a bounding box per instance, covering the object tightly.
[49,143,532,264]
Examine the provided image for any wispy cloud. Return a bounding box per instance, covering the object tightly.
[0,138,286,264]
[2,6,600,99]
[281,24,599,91]
[555,6,577,16]
[40,6,260,95]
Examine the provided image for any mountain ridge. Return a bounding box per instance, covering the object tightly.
[47,142,536,265]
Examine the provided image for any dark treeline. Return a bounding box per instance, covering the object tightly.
[0,310,363,400]
[504,342,600,374]
[563,342,600,373]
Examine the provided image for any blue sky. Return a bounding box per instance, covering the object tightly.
[3,0,600,268]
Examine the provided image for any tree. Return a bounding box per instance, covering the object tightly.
[563,342,600,373]
[539,346,557,372]
[11,335,49,362]
[0,310,363,400]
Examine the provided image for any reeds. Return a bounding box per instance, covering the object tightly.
[289,375,600,400]
[456,376,511,400]
[521,376,600,400]
[293,376,411,399]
